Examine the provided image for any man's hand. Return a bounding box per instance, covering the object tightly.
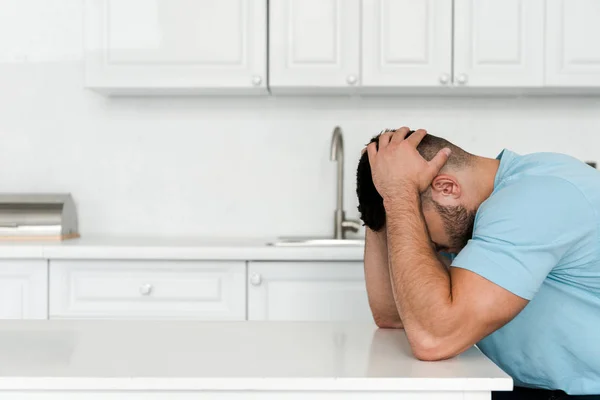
[367,127,451,200]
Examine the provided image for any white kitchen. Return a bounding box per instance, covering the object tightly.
[0,0,599,399]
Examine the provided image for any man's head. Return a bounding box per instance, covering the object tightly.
[356,130,478,253]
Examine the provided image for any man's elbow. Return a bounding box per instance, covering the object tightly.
[410,335,460,361]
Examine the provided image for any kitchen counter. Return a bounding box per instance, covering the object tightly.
[0,236,364,261]
[0,320,511,399]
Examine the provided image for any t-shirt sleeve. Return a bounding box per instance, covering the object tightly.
[451,176,594,300]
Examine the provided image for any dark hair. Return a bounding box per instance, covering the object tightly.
[356,131,471,231]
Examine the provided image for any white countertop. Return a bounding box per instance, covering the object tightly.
[0,320,511,392]
[0,236,365,261]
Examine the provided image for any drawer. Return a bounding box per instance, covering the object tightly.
[248,262,372,322]
[50,260,246,320]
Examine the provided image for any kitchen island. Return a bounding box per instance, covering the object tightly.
[0,320,511,399]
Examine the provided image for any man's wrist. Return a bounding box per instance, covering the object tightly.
[382,186,420,213]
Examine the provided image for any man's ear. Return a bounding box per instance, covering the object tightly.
[431,174,461,200]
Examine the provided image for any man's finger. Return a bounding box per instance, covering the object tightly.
[429,148,451,175]
[379,132,392,148]
[406,129,427,146]
[391,127,411,141]
[367,142,378,164]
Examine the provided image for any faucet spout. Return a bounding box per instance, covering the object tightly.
[330,127,345,239]
[330,126,343,161]
[330,126,361,239]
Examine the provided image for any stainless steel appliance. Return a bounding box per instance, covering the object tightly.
[0,194,79,240]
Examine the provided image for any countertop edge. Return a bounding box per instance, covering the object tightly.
[0,238,365,261]
[0,377,513,392]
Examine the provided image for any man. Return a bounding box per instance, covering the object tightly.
[356,127,600,399]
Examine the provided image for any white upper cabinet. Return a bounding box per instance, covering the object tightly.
[248,262,373,322]
[361,0,452,88]
[83,0,600,94]
[269,0,361,92]
[0,261,47,320]
[84,0,267,95]
[546,0,600,86]
[453,0,544,87]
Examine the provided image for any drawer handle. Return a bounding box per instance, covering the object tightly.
[139,284,153,296]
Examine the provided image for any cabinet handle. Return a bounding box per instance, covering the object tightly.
[252,75,263,86]
[456,74,468,85]
[439,73,450,85]
[346,75,358,85]
[139,284,153,296]
[250,273,262,286]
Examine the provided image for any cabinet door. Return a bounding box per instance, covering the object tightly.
[0,261,47,319]
[361,0,452,88]
[50,260,246,320]
[84,0,267,94]
[269,0,361,92]
[248,262,372,322]
[546,0,600,86]
[454,0,544,87]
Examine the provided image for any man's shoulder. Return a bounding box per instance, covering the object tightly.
[477,174,593,231]
[500,150,587,183]
[491,149,594,206]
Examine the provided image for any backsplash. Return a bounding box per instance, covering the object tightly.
[0,0,599,237]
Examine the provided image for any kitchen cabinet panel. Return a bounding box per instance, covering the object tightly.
[361,0,452,88]
[546,0,600,86]
[269,0,361,92]
[84,0,267,94]
[248,262,372,322]
[0,261,47,319]
[453,0,544,87]
[50,260,246,320]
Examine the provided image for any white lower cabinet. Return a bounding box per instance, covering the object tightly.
[247,262,372,322]
[49,260,246,320]
[47,259,371,322]
[0,260,47,320]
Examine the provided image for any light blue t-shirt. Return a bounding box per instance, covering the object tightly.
[452,149,600,395]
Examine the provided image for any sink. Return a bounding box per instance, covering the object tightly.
[268,127,363,248]
[267,238,365,247]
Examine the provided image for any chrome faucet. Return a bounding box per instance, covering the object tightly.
[330,126,362,239]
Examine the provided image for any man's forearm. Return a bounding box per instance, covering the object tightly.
[384,190,454,346]
[364,227,403,328]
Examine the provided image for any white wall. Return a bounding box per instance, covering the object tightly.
[1,1,599,238]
